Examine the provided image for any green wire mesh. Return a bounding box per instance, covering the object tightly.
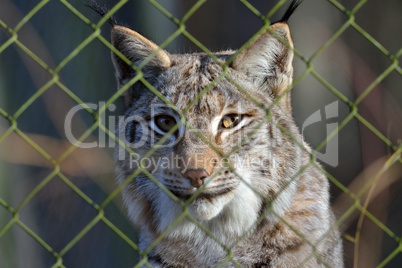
[0,0,401,267]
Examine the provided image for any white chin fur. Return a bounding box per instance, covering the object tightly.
[155,179,261,240]
[188,194,233,221]
[155,190,235,234]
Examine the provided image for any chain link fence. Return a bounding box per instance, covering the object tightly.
[0,0,401,267]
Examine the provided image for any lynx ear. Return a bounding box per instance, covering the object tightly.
[111,25,171,86]
[231,23,294,112]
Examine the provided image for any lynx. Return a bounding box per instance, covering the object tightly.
[99,0,343,266]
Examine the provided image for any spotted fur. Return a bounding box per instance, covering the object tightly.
[110,1,343,267]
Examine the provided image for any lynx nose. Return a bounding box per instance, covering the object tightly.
[183,169,209,188]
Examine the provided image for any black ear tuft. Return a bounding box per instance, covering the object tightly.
[85,1,118,26]
[278,0,303,23]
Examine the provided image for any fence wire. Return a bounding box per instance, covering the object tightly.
[0,0,401,267]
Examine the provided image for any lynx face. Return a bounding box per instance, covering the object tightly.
[113,23,304,235]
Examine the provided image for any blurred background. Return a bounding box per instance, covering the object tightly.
[0,0,401,267]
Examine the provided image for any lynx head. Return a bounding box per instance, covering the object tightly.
[112,1,305,236]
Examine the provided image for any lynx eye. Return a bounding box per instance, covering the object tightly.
[221,114,243,129]
[154,115,177,133]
